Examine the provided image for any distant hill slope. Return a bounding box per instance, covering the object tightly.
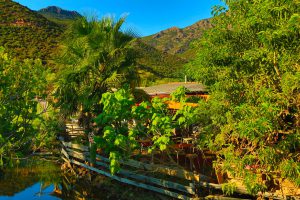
[38,6,82,27]
[0,1,210,83]
[38,6,81,19]
[136,19,212,84]
[133,39,187,85]
[141,19,212,60]
[0,0,62,62]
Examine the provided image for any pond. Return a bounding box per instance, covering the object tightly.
[0,159,62,200]
[0,158,164,200]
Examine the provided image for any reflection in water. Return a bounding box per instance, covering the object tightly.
[0,159,61,200]
[0,159,124,200]
[0,183,61,200]
[0,158,164,200]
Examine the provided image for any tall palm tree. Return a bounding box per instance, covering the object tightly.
[55,16,139,120]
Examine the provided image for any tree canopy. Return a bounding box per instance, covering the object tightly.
[187,0,300,193]
[54,16,139,118]
[0,48,57,166]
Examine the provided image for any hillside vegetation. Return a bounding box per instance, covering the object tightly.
[38,6,81,20]
[0,0,207,82]
[38,6,81,27]
[0,0,62,62]
[141,19,212,60]
[136,18,212,83]
[133,39,187,84]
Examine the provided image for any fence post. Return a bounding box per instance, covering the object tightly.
[88,132,96,166]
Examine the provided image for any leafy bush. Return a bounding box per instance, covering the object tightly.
[94,86,199,174]
[188,0,300,194]
[0,48,57,166]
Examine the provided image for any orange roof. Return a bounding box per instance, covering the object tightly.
[166,101,198,110]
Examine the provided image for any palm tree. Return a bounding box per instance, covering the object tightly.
[55,16,139,121]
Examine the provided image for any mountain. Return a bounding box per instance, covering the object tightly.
[133,39,187,85]
[38,6,81,20]
[136,19,212,84]
[0,0,62,62]
[141,19,212,60]
[0,1,210,83]
[38,6,82,26]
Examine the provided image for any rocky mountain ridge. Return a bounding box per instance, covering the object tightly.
[38,6,81,20]
[141,18,212,58]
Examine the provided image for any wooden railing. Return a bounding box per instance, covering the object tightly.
[60,123,288,200]
[61,140,201,200]
[65,123,85,138]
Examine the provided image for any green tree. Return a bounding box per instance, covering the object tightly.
[94,87,198,174]
[55,16,139,121]
[0,48,50,166]
[188,0,300,194]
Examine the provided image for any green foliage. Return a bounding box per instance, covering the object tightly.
[136,18,213,84]
[280,159,300,187]
[221,182,237,196]
[171,86,189,102]
[188,0,300,194]
[0,0,62,62]
[94,86,198,174]
[39,12,75,28]
[0,0,204,84]
[54,16,138,118]
[148,97,174,152]
[0,48,52,166]
[141,19,212,59]
[132,40,187,82]
[94,88,140,174]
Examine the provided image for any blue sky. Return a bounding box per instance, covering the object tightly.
[14,0,223,36]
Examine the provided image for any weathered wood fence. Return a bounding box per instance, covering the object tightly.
[60,123,290,200]
[61,141,204,200]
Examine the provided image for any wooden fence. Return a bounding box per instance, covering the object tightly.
[65,123,85,138]
[61,140,203,200]
[60,123,289,200]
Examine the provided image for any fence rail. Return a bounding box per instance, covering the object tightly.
[60,123,287,200]
[61,140,200,200]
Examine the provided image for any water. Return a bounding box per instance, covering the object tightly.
[0,159,62,200]
[0,183,60,200]
[0,158,164,200]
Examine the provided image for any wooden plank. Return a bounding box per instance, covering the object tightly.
[66,128,83,131]
[119,169,195,195]
[64,147,285,199]
[95,160,195,195]
[65,142,211,182]
[61,149,77,175]
[65,123,82,127]
[67,134,85,137]
[67,148,89,160]
[62,156,70,164]
[197,182,251,196]
[61,148,70,160]
[96,154,210,182]
[70,159,193,200]
[66,129,84,134]
[61,141,89,152]
[67,149,195,195]
[66,127,84,130]
[66,130,84,133]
